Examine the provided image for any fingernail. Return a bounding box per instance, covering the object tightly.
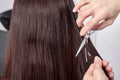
[72,9,76,12]
[80,29,85,36]
[80,32,84,36]
[76,21,81,28]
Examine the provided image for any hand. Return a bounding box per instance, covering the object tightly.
[73,0,120,36]
[83,56,114,80]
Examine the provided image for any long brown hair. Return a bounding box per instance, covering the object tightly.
[2,0,102,80]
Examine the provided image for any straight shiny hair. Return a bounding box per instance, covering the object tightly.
[2,0,103,80]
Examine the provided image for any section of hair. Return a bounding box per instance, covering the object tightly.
[1,0,101,80]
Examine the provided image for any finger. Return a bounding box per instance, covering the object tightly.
[94,18,114,30]
[73,1,89,12]
[80,16,105,36]
[80,4,91,11]
[108,71,114,79]
[102,60,109,67]
[94,56,102,69]
[106,66,112,72]
[93,57,110,80]
[83,63,94,79]
[85,63,95,75]
[76,9,92,27]
[94,56,106,76]
[105,66,114,79]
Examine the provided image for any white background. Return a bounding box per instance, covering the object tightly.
[0,0,120,79]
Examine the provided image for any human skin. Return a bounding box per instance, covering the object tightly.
[83,56,114,80]
[73,0,120,36]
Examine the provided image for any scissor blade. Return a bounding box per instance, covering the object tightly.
[75,38,86,57]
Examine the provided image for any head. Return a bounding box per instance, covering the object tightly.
[2,0,101,80]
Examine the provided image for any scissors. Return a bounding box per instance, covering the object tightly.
[75,31,94,57]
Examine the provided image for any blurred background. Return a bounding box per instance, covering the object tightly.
[0,0,120,79]
[0,0,14,76]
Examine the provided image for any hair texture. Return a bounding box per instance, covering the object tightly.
[1,0,103,80]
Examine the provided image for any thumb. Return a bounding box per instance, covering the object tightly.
[94,56,102,69]
[83,63,94,80]
[94,56,107,77]
[85,63,94,75]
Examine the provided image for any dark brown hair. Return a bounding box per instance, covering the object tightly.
[2,0,102,80]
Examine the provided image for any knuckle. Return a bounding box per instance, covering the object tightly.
[76,19,81,26]
[80,7,84,11]
[108,20,113,25]
[101,12,109,18]
[97,12,107,18]
[87,21,93,27]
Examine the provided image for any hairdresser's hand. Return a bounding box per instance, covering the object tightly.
[73,0,120,36]
[83,56,114,80]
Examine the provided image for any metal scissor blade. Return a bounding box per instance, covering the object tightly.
[75,38,86,57]
[75,31,95,57]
